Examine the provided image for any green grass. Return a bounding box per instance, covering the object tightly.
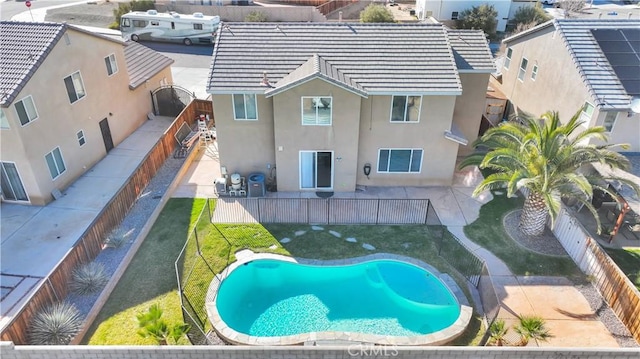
[464,193,584,281]
[83,198,205,345]
[85,198,486,345]
[603,247,640,291]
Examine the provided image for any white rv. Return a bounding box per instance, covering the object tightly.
[120,10,220,45]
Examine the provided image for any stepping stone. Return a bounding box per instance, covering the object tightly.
[294,230,306,236]
[362,243,376,251]
[269,244,278,250]
[329,230,341,238]
[346,237,357,243]
[311,226,324,231]
[402,242,411,249]
[280,237,291,244]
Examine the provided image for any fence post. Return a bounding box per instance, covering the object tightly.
[425,199,430,225]
[375,198,381,225]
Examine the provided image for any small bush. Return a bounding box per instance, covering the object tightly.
[360,4,395,23]
[104,228,128,248]
[70,262,109,295]
[245,11,267,22]
[29,302,83,345]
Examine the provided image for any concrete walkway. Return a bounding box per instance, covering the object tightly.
[172,144,622,347]
[0,116,173,329]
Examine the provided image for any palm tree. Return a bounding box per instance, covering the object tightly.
[514,315,552,346]
[137,304,190,345]
[488,319,509,346]
[460,111,638,236]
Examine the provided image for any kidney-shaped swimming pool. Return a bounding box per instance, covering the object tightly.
[211,257,469,344]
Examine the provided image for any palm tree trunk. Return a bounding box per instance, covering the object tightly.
[519,191,548,236]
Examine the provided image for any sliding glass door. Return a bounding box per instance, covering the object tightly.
[1,162,28,202]
[299,151,333,190]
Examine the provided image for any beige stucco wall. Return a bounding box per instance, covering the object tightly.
[356,94,459,187]
[0,29,171,205]
[453,73,490,157]
[212,94,276,177]
[271,79,362,192]
[501,27,640,151]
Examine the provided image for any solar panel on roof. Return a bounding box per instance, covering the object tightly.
[592,28,640,97]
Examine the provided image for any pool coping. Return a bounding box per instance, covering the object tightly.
[205,251,473,346]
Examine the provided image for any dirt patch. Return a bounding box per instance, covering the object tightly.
[503,210,568,256]
[45,2,119,28]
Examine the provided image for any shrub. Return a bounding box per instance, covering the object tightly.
[245,11,267,22]
[137,304,190,345]
[514,315,552,346]
[457,4,498,39]
[104,228,128,249]
[488,319,509,346]
[70,262,109,295]
[29,302,83,345]
[511,5,550,28]
[360,4,395,23]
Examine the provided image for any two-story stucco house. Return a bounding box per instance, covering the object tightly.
[207,22,494,193]
[0,21,174,205]
[498,19,640,151]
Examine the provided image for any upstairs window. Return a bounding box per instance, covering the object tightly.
[233,94,257,120]
[603,112,617,132]
[531,65,538,81]
[504,48,513,69]
[105,54,118,76]
[15,95,38,126]
[378,149,423,173]
[391,95,421,123]
[64,71,86,104]
[580,101,595,123]
[517,58,528,82]
[302,97,332,125]
[0,110,8,129]
[77,130,86,146]
[45,147,66,180]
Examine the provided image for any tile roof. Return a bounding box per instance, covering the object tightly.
[0,21,66,107]
[265,54,367,98]
[447,29,495,72]
[208,23,492,96]
[124,42,175,89]
[505,19,640,110]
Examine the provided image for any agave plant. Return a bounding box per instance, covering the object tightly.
[29,301,83,345]
[514,315,552,346]
[488,319,509,346]
[104,228,128,248]
[70,261,109,295]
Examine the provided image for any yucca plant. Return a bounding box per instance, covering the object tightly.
[514,315,552,346]
[488,319,509,346]
[137,304,190,345]
[104,228,128,248]
[70,262,109,295]
[29,301,83,345]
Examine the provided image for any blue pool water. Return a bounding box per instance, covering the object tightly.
[215,259,460,337]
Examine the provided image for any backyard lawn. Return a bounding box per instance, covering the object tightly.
[464,193,585,281]
[84,198,485,345]
[603,247,640,291]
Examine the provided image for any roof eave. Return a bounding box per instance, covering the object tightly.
[502,20,555,44]
[265,73,367,99]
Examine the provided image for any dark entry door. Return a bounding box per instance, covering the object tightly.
[99,118,114,153]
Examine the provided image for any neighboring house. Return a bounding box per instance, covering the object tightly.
[415,0,539,32]
[207,22,494,192]
[0,21,174,205]
[498,19,640,151]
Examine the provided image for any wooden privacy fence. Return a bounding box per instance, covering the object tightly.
[211,197,434,225]
[553,207,640,343]
[0,99,213,344]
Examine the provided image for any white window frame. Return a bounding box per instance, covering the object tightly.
[517,58,528,82]
[105,54,118,76]
[581,101,595,123]
[390,95,422,123]
[14,95,38,126]
[531,65,538,81]
[0,161,29,202]
[64,71,86,104]
[504,48,512,70]
[77,130,86,146]
[603,112,617,133]
[44,147,66,180]
[232,94,258,121]
[1,109,10,129]
[377,148,423,174]
[301,96,332,126]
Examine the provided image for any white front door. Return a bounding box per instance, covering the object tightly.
[299,151,333,190]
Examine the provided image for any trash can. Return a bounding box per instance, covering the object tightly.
[248,172,266,197]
